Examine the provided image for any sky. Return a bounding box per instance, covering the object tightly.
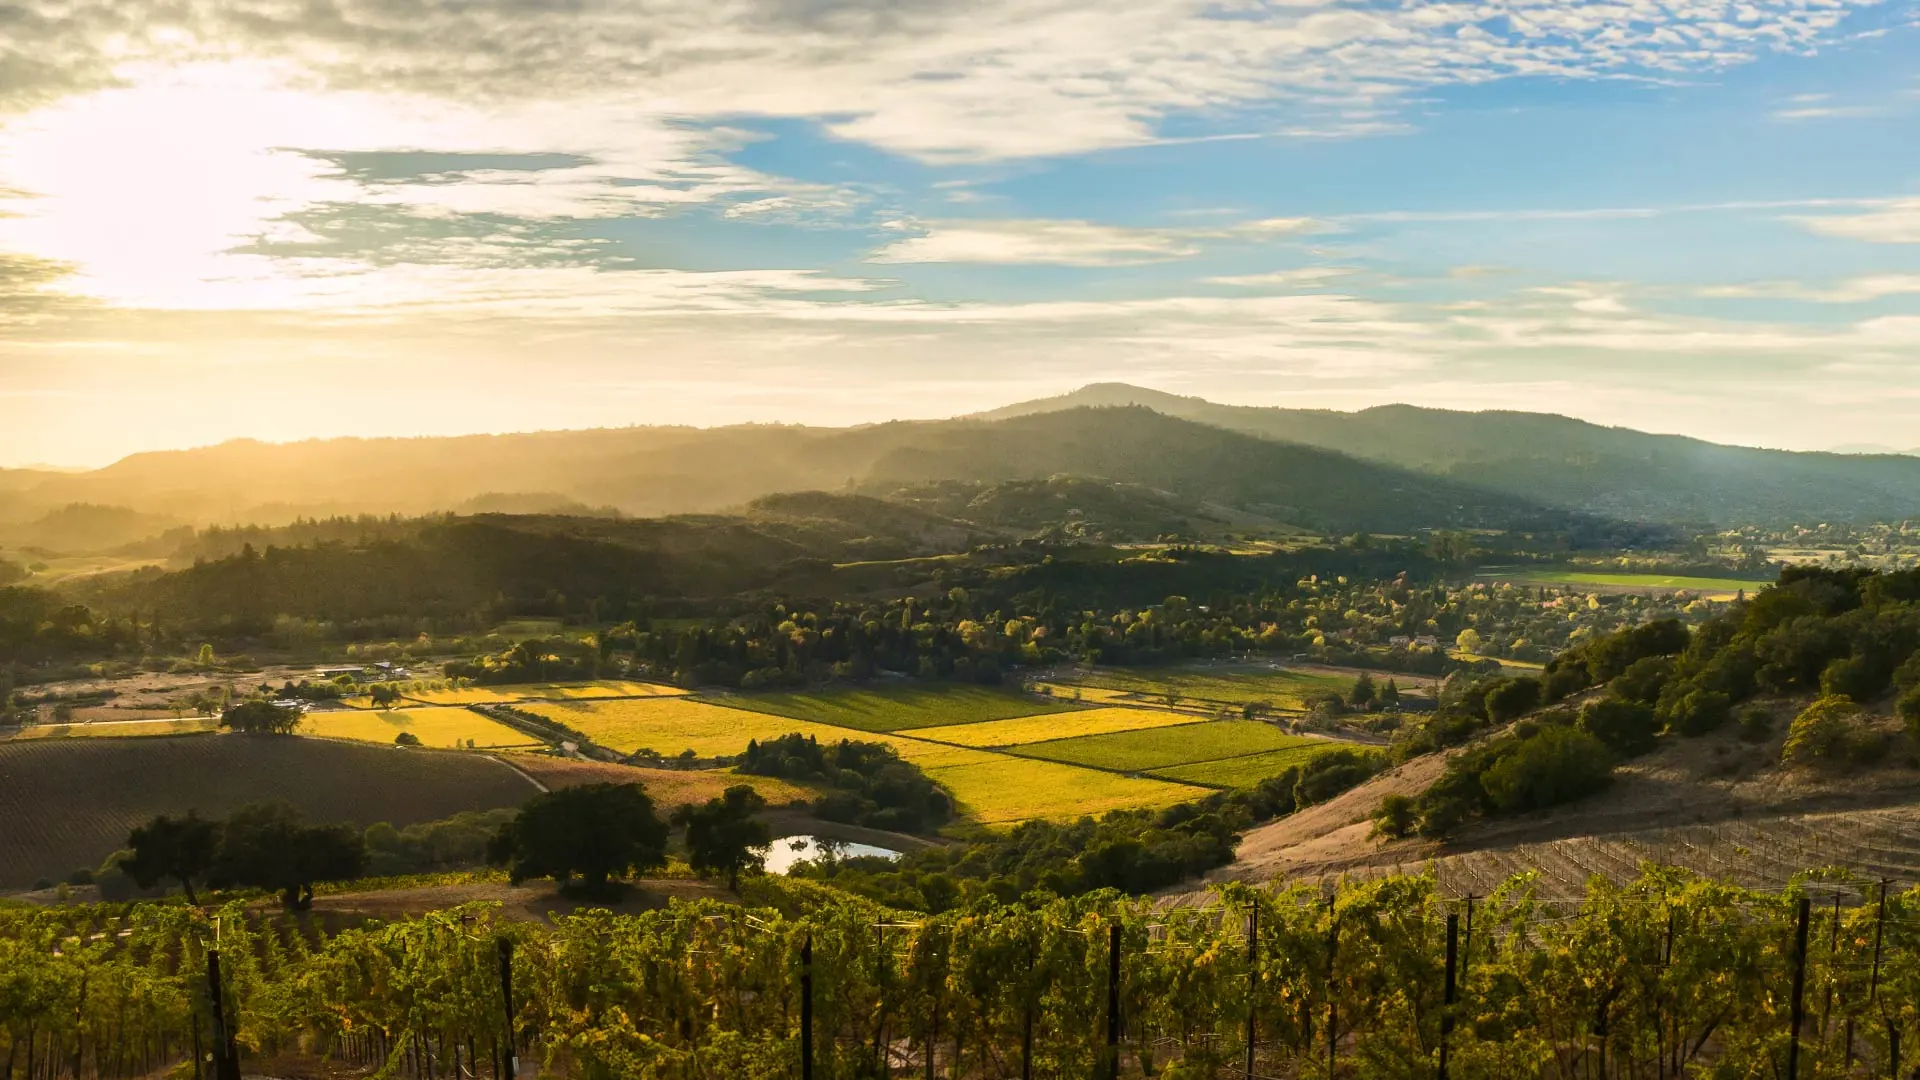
[1,0,1918,467]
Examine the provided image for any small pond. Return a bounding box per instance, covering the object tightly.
[760,834,902,875]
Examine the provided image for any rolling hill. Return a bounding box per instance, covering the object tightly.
[982,383,1920,524]
[0,408,1570,552]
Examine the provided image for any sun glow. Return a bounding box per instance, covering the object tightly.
[0,63,375,308]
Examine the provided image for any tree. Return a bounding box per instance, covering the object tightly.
[1348,672,1376,710]
[1380,679,1401,708]
[394,731,421,746]
[120,812,220,904]
[1455,629,1484,655]
[210,802,367,910]
[675,785,771,890]
[488,783,668,899]
[1782,694,1861,767]
[220,699,300,734]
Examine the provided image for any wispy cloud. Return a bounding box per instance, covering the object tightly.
[1698,275,1920,302]
[1205,267,1357,288]
[867,217,1318,266]
[1789,199,1920,244]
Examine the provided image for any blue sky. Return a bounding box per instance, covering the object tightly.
[0,0,1917,465]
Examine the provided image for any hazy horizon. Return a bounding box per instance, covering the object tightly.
[7,381,1919,473]
[3,1,1918,467]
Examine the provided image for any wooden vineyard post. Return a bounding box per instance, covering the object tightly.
[1106,924,1122,1080]
[1788,897,1811,1080]
[1437,913,1458,1080]
[1245,902,1258,1080]
[497,939,517,1080]
[800,935,813,1080]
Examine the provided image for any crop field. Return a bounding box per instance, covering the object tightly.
[301,708,541,749]
[1476,567,1773,595]
[1019,719,1312,773]
[1046,666,1354,711]
[401,680,687,705]
[709,684,1079,732]
[11,717,217,739]
[1027,683,1137,704]
[507,757,816,812]
[925,758,1205,824]
[523,697,848,757]
[523,697,1202,826]
[912,706,1202,748]
[0,736,539,890]
[1149,743,1341,788]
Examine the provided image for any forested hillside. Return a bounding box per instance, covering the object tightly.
[985,383,1920,524]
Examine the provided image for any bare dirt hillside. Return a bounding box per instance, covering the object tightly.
[1170,699,1920,902]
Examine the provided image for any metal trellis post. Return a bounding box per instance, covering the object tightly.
[801,935,813,1080]
[1788,897,1811,1080]
[1106,924,1122,1080]
[1438,912,1458,1080]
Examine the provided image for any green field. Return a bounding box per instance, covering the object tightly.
[1478,568,1773,594]
[1043,667,1353,712]
[912,706,1200,748]
[1019,719,1312,772]
[708,684,1080,732]
[1149,743,1344,788]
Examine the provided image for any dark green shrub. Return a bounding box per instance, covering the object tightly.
[1737,706,1774,743]
[1481,727,1614,814]
[1660,688,1732,737]
[1578,697,1660,757]
[1821,654,1890,702]
[1484,677,1544,723]
[1372,794,1416,839]
[1611,657,1673,705]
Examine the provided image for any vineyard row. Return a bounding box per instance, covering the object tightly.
[8,867,1920,1079]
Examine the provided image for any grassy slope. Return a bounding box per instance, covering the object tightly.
[1175,696,1920,899]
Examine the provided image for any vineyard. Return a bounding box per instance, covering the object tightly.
[1039,667,1373,714]
[0,738,540,890]
[7,868,1920,1079]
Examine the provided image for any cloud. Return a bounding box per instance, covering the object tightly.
[1698,275,1920,303]
[868,217,1318,265]
[1205,267,1357,288]
[0,0,1888,163]
[1790,199,1920,244]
